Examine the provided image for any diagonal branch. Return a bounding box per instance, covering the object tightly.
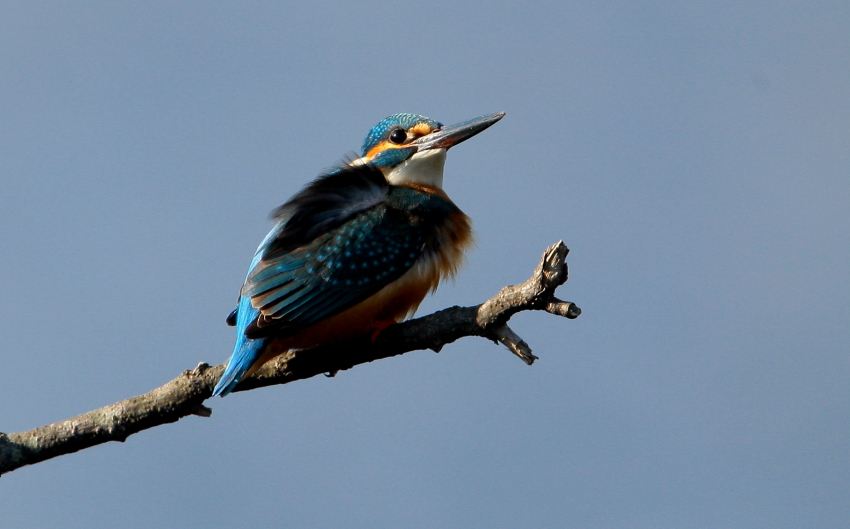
[0,241,580,477]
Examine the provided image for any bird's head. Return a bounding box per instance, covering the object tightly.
[351,112,505,188]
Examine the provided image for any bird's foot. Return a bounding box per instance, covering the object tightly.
[369,320,397,343]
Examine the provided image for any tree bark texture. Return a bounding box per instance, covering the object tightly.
[0,242,580,477]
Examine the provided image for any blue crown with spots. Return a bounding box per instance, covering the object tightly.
[360,113,443,156]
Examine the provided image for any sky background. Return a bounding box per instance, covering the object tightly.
[1,2,848,528]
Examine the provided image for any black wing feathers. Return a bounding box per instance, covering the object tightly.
[263,164,388,259]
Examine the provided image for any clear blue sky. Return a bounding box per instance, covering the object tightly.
[1,2,848,527]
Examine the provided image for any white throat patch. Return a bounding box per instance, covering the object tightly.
[385,148,447,188]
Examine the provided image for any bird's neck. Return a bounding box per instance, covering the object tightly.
[385,148,447,189]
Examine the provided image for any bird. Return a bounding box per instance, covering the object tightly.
[212,111,505,397]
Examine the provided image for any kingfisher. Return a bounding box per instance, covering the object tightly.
[212,111,505,397]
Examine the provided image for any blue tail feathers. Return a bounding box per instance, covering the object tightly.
[213,296,269,397]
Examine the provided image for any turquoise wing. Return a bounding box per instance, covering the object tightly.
[241,202,426,338]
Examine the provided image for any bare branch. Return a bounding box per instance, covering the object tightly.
[0,241,579,477]
[491,324,537,365]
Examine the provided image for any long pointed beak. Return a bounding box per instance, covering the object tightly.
[412,111,505,151]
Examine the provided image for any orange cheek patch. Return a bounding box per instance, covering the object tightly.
[366,140,409,159]
[410,123,433,137]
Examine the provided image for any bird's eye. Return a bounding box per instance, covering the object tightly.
[389,129,407,144]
